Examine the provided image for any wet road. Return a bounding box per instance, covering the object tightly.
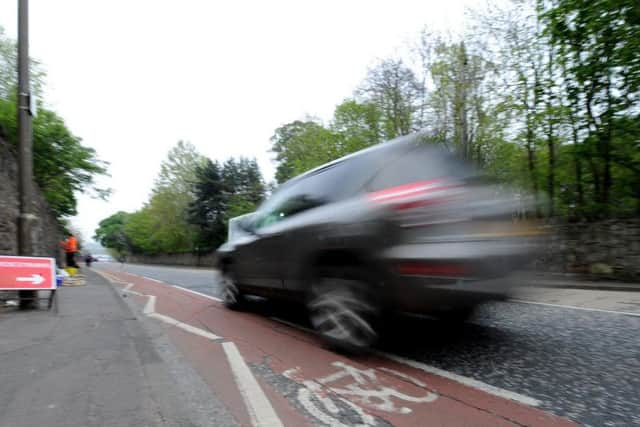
[97,262,640,426]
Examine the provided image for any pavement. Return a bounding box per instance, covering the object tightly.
[2,263,639,427]
[0,268,238,427]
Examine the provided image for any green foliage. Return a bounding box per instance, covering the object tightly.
[270,120,340,183]
[331,99,382,154]
[32,108,110,217]
[121,141,205,254]
[189,157,266,250]
[0,26,45,100]
[93,211,131,257]
[542,0,640,217]
[0,27,109,219]
[96,148,267,255]
[225,195,258,227]
[155,140,205,194]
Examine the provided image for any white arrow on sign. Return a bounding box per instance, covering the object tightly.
[16,274,45,285]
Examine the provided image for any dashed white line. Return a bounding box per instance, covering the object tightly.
[148,312,222,340]
[380,352,541,407]
[171,285,223,302]
[143,276,164,283]
[508,299,640,317]
[120,285,221,340]
[143,294,156,315]
[222,342,284,427]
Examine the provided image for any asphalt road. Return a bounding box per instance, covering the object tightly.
[97,262,640,426]
[97,262,222,297]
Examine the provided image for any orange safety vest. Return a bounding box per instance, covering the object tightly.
[65,236,78,253]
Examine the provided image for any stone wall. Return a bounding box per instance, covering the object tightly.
[534,219,640,280]
[0,138,63,262]
[126,252,216,268]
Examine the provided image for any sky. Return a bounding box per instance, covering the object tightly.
[0,0,472,242]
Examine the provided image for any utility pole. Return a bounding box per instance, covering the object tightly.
[17,0,37,308]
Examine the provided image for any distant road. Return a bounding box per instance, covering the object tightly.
[95,262,221,297]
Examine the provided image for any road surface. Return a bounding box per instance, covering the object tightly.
[95,262,640,426]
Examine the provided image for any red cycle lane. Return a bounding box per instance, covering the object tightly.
[98,269,577,427]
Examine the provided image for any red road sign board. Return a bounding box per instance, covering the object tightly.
[0,256,56,290]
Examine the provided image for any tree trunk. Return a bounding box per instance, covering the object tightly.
[547,125,555,217]
[602,72,613,215]
[526,126,541,218]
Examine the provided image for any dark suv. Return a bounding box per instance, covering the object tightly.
[215,134,543,349]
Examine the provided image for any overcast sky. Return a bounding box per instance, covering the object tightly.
[0,0,472,242]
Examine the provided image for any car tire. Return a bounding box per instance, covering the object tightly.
[307,267,379,352]
[221,270,244,310]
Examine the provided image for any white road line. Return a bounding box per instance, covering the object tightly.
[380,353,541,407]
[143,276,164,283]
[270,316,541,408]
[508,299,640,317]
[119,284,222,340]
[148,312,222,340]
[172,285,223,302]
[222,342,284,427]
[143,295,156,315]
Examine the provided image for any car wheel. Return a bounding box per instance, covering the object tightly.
[308,269,379,352]
[221,270,244,310]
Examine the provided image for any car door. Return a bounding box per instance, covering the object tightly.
[232,183,298,290]
[234,175,331,291]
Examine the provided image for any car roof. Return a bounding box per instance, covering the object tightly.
[282,132,431,187]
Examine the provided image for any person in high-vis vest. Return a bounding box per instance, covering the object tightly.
[60,234,79,268]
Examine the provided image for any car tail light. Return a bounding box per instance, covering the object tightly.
[367,179,461,211]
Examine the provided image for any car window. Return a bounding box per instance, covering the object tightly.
[252,162,353,229]
[252,183,298,229]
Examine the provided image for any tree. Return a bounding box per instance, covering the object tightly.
[129,140,206,253]
[270,120,340,183]
[189,157,266,250]
[0,26,45,100]
[357,58,424,139]
[188,159,226,251]
[544,0,640,217]
[155,140,205,195]
[0,27,109,219]
[330,98,382,155]
[94,211,131,257]
[470,0,567,217]
[428,40,494,161]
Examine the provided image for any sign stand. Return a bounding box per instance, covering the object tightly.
[5,289,57,310]
[0,256,57,310]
